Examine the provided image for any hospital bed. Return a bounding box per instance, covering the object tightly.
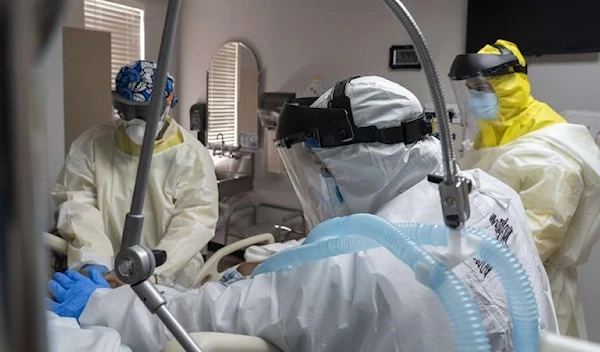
[161,332,281,352]
[192,233,275,286]
[223,203,305,245]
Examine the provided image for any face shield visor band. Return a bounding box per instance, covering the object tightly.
[448,52,527,81]
[275,78,433,149]
[275,103,432,149]
[112,91,167,121]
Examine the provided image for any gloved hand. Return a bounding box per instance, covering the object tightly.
[46,269,110,319]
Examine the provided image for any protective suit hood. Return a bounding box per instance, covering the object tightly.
[473,39,566,148]
[309,76,443,215]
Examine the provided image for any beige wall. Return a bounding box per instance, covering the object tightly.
[176,0,469,208]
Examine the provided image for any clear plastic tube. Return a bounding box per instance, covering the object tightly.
[397,223,540,352]
[254,214,491,352]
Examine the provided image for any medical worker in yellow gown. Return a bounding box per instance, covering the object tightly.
[449,39,600,338]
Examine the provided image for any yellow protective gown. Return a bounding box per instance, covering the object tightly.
[473,39,566,149]
[462,123,600,339]
[53,117,219,287]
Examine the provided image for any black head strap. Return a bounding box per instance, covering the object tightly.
[327,76,432,146]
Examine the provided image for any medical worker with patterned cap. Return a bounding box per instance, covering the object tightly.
[450,39,600,338]
[53,60,218,288]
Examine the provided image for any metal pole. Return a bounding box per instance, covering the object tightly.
[0,0,63,350]
[381,0,456,181]
[113,0,203,350]
[156,306,206,351]
[382,0,471,229]
[121,0,182,250]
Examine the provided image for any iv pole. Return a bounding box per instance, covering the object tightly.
[112,0,202,351]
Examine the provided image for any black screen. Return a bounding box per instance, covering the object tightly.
[466,0,600,56]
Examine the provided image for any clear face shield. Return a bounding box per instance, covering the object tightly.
[277,137,349,230]
[448,48,527,144]
[451,76,499,142]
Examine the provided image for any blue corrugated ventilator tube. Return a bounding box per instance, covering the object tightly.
[396,222,540,352]
[253,213,492,352]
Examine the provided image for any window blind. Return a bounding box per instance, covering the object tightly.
[207,42,239,146]
[84,0,145,89]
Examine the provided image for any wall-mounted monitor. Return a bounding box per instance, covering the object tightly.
[466,0,600,56]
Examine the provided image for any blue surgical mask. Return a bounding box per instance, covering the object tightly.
[468,90,499,120]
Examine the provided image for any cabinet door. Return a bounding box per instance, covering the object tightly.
[63,27,111,152]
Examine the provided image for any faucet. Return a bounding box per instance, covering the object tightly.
[212,133,243,158]
[212,133,225,156]
[217,133,225,154]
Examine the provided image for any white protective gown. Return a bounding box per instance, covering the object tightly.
[53,117,219,287]
[80,249,456,352]
[377,169,559,352]
[47,311,131,352]
[460,124,600,338]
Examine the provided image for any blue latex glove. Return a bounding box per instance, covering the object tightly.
[46,269,110,319]
[80,264,109,276]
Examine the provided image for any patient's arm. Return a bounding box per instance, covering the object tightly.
[237,262,260,276]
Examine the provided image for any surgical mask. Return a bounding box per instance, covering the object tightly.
[468,90,499,120]
[123,118,165,145]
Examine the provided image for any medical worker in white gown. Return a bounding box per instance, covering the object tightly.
[48,76,557,352]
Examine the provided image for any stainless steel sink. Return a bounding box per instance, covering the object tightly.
[216,171,247,181]
[213,152,254,199]
[217,175,253,199]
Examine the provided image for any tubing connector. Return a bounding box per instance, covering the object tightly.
[429,228,478,269]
